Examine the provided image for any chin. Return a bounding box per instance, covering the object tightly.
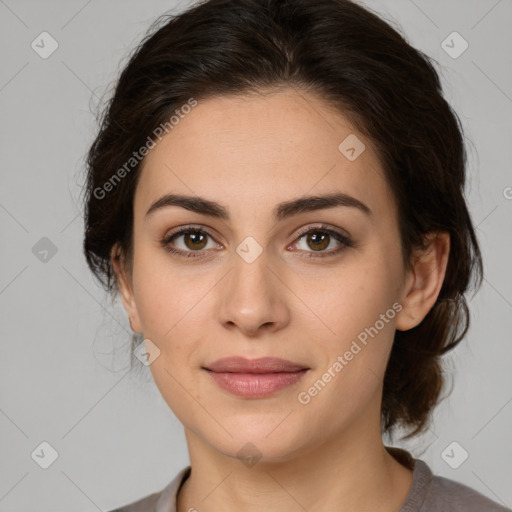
[201,420,311,465]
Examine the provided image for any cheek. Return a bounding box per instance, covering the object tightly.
[130,246,215,375]
[305,244,402,398]
[130,252,209,419]
[318,260,398,342]
[297,268,399,424]
[131,243,196,335]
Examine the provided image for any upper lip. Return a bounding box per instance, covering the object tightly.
[203,357,309,373]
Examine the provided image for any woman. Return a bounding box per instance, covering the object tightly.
[82,0,510,510]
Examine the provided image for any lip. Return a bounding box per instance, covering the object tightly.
[204,356,309,373]
[203,357,310,398]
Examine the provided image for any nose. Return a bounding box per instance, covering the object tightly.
[217,249,291,337]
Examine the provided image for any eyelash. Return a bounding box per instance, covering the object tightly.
[160,224,354,260]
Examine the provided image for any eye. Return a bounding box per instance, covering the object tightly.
[161,223,354,260]
[290,224,354,259]
[161,226,220,258]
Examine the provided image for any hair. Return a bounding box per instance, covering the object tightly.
[82,0,483,440]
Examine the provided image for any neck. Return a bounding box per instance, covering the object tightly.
[177,422,413,512]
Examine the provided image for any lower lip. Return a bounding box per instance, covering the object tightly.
[204,369,308,398]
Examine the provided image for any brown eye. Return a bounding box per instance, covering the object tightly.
[182,231,208,250]
[161,227,219,258]
[305,231,330,251]
[292,225,354,259]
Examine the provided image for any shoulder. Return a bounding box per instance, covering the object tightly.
[106,466,191,512]
[386,447,511,512]
[106,491,160,512]
[407,457,511,512]
[423,471,511,512]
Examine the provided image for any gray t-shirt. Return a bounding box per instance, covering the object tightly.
[108,448,511,512]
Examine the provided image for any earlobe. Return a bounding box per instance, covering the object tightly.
[395,231,450,332]
[111,244,142,333]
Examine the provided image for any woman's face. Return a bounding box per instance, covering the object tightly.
[117,88,415,462]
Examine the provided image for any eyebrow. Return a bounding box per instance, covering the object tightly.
[145,191,372,222]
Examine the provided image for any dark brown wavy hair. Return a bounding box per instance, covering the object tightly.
[82,0,483,440]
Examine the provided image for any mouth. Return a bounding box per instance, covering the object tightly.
[203,356,309,373]
[202,356,310,398]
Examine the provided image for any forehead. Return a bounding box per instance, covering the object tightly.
[134,88,394,221]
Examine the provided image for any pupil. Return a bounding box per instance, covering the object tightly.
[309,232,328,250]
[187,232,205,249]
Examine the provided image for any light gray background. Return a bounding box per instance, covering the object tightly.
[1,0,511,510]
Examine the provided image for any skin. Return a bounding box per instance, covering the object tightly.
[112,87,450,512]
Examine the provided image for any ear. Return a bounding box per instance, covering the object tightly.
[111,244,142,333]
[395,231,450,332]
